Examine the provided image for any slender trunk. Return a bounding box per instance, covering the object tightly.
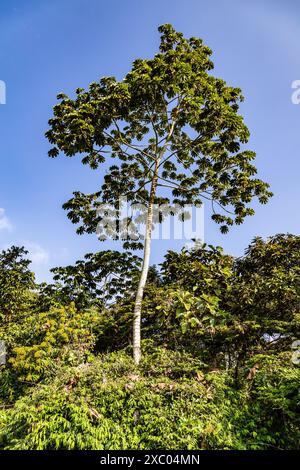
[133,159,159,365]
[132,116,176,365]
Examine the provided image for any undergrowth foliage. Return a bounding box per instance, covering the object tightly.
[0,348,299,450]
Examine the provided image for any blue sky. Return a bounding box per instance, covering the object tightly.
[0,0,300,281]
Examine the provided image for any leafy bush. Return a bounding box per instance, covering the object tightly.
[0,348,237,450]
[0,348,298,450]
[0,304,99,404]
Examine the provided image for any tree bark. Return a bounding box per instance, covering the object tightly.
[133,159,159,365]
[132,116,176,365]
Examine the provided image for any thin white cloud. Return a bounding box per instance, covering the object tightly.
[0,208,12,231]
[26,242,50,266]
[238,1,300,66]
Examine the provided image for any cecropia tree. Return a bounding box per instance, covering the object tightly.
[46,24,272,364]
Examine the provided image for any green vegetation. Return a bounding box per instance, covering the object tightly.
[0,25,297,450]
[0,235,299,449]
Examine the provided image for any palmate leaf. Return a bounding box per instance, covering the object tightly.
[46,24,272,241]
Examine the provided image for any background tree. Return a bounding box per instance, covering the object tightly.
[46,24,272,364]
[95,235,300,372]
[151,235,300,369]
[0,246,34,324]
[37,250,142,311]
[230,233,300,359]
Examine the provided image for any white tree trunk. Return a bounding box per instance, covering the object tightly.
[133,163,159,365]
[132,118,175,365]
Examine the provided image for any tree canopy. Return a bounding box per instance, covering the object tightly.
[47,24,271,234]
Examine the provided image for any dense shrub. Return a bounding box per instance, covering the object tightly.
[0,304,99,402]
[0,347,299,450]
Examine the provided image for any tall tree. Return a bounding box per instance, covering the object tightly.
[0,246,34,324]
[46,24,272,364]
